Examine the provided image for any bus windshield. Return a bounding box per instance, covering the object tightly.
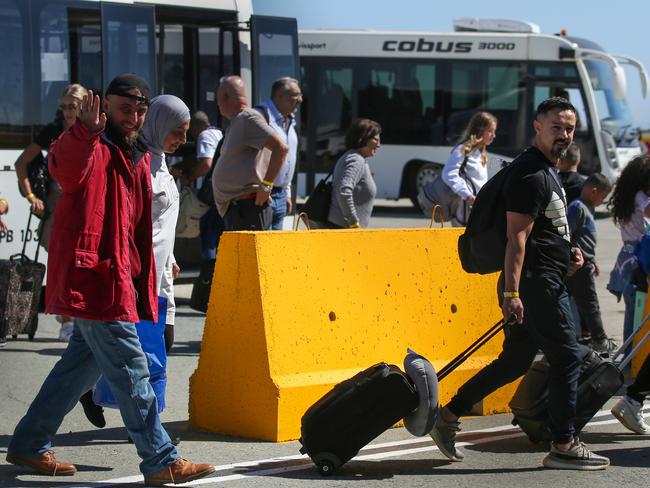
[585,59,639,148]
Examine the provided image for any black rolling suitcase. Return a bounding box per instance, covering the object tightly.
[510,325,650,443]
[0,212,45,341]
[299,318,510,475]
[299,363,418,475]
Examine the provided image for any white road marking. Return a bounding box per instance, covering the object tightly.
[57,407,646,487]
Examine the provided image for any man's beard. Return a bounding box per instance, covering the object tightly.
[106,118,140,151]
[551,140,569,159]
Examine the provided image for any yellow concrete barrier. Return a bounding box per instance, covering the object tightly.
[634,295,650,375]
[189,228,520,441]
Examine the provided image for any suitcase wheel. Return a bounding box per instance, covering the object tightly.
[317,460,335,476]
[313,453,340,477]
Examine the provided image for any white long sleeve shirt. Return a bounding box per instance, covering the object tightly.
[150,152,179,325]
[441,144,488,200]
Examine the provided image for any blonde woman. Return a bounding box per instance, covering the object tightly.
[14,83,87,342]
[15,83,87,246]
[441,111,497,226]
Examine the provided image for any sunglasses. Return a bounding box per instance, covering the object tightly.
[60,103,79,111]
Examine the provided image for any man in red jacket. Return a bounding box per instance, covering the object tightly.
[6,74,215,486]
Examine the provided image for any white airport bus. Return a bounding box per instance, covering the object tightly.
[297,19,649,205]
[0,0,299,260]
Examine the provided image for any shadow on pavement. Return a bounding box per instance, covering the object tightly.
[0,420,264,454]
[168,340,201,356]
[464,434,549,455]
[0,346,66,357]
[0,463,113,488]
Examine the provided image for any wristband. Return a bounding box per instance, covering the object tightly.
[259,184,272,193]
[503,291,519,298]
[25,192,35,202]
[261,179,274,187]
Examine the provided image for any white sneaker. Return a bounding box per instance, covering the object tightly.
[611,397,650,435]
[58,321,74,342]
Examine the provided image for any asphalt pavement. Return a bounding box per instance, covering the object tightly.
[1,201,648,488]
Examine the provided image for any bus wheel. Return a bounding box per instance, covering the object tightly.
[407,163,441,207]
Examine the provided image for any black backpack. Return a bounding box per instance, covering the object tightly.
[457,161,515,274]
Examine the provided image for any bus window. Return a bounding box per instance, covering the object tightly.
[68,9,102,95]
[314,65,353,172]
[484,64,524,151]
[34,3,101,128]
[101,3,156,94]
[158,24,184,99]
[37,3,72,125]
[563,87,589,132]
[250,15,299,105]
[451,62,483,110]
[198,27,228,123]
[0,0,29,148]
[486,66,519,110]
[358,61,435,145]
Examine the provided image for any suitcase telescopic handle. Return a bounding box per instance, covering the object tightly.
[15,210,40,263]
[617,330,650,371]
[612,312,650,364]
[437,316,516,381]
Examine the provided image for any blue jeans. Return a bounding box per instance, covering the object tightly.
[8,319,179,476]
[270,187,287,230]
[199,204,225,260]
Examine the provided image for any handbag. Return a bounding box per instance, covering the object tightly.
[93,297,168,412]
[303,170,333,222]
[418,155,472,223]
[176,186,209,239]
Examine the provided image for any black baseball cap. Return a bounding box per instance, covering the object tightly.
[105,73,150,104]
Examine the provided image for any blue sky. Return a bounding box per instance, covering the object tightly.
[253,0,650,128]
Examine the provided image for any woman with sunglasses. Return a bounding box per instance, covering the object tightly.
[15,83,87,242]
[13,83,87,342]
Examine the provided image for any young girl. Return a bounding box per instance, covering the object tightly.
[607,155,650,349]
[441,111,497,226]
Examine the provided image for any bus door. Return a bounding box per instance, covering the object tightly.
[250,15,299,105]
[528,65,599,174]
[250,15,299,205]
[153,6,238,127]
[101,2,156,95]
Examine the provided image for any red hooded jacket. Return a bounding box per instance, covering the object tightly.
[46,121,157,323]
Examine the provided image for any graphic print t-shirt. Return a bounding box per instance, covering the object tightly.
[504,146,572,279]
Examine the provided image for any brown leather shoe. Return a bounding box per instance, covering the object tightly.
[6,451,77,476]
[144,459,215,486]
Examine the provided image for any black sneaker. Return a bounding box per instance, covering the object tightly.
[543,437,609,470]
[79,390,106,428]
[429,413,465,462]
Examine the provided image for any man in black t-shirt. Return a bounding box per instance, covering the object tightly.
[430,98,610,470]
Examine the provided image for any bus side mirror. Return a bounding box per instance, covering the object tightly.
[613,65,627,100]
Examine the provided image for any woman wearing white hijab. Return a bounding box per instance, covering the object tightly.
[92,95,190,441]
[141,94,191,349]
